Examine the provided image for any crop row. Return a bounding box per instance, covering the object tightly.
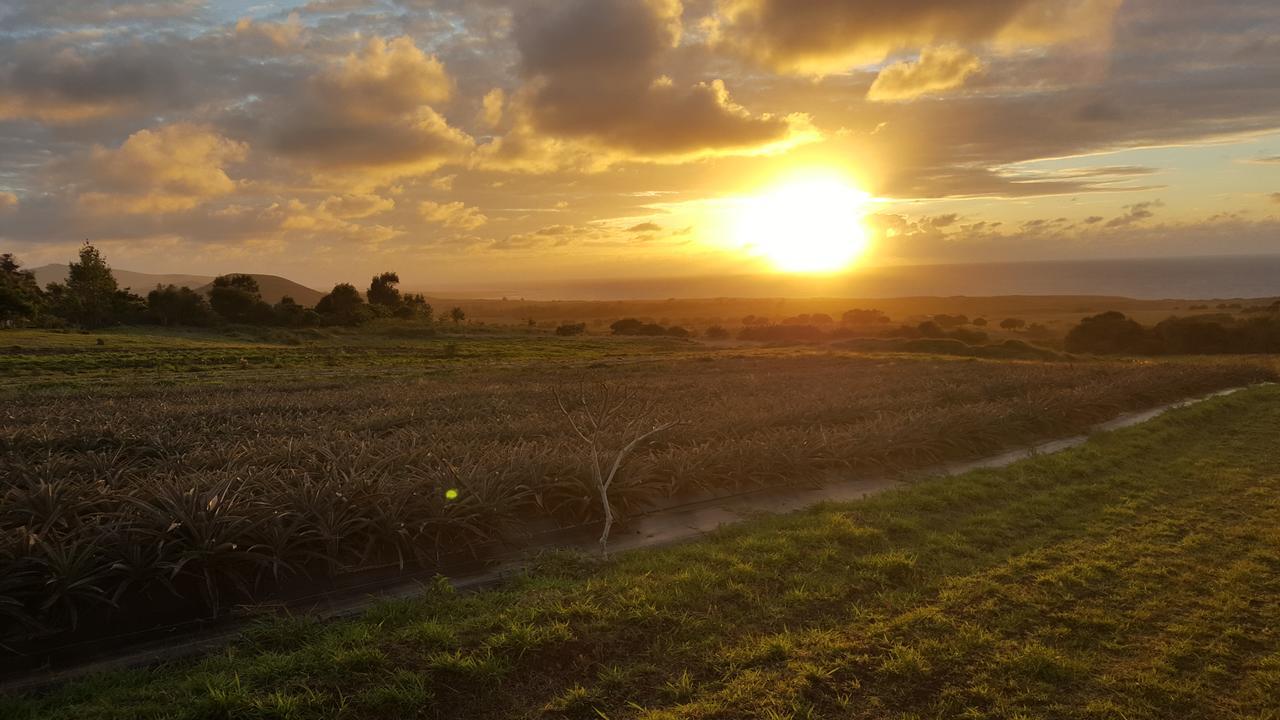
[1,353,1273,641]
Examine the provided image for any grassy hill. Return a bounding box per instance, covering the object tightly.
[29,264,214,294]
[30,265,325,306]
[193,274,325,306]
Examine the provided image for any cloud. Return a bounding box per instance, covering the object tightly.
[502,0,811,160]
[626,222,662,232]
[868,46,984,101]
[234,13,305,49]
[0,40,186,122]
[710,0,1122,74]
[0,0,202,31]
[1104,200,1163,228]
[319,193,395,219]
[481,88,505,128]
[264,36,473,185]
[420,200,488,229]
[76,124,247,215]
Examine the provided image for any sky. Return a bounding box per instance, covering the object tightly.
[0,0,1278,292]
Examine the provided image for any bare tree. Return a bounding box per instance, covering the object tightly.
[553,383,680,556]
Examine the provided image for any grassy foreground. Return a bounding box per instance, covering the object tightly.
[9,385,1280,719]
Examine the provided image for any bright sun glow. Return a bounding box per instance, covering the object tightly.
[733,174,872,273]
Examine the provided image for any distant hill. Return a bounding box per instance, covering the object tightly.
[31,265,325,307]
[193,275,325,307]
[30,264,214,294]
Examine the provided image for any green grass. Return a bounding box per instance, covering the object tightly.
[7,385,1280,719]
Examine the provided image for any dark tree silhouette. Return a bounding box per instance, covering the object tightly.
[147,285,215,326]
[0,254,46,326]
[47,242,138,328]
[209,274,269,324]
[368,271,402,309]
[316,283,368,325]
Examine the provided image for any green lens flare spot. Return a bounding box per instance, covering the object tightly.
[445,488,459,501]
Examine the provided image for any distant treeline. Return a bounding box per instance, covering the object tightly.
[1,243,462,330]
[1065,310,1280,355]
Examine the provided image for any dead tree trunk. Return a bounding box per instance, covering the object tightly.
[554,383,678,556]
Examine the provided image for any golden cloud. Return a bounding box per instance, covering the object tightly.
[234,12,305,49]
[319,193,396,219]
[868,46,985,101]
[77,124,247,215]
[710,0,1121,74]
[420,200,489,230]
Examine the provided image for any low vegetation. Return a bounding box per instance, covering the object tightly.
[1066,309,1280,354]
[7,384,1280,719]
[0,348,1271,642]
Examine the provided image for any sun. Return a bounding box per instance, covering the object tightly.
[733,173,873,273]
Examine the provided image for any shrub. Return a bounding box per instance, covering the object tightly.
[738,325,826,343]
[555,323,586,336]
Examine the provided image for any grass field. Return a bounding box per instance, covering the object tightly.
[0,326,693,383]
[6,380,1279,718]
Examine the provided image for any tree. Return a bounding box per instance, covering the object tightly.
[399,293,433,321]
[273,295,317,327]
[1064,311,1150,354]
[147,285,215,326]
[1000,317,1026,330]
[553,383,680,555]
[0,254,46,327]
[449,306,466,325]
[842,308,889,325]
[316,283,368,325]
[704,325,729,340]
[367,271,402,309]
[47,242,139,328]
[209,274,272,324]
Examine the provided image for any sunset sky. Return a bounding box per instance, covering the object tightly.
[1,0,1278,291]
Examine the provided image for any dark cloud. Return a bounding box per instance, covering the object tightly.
[627,222,662,232]
[507,0,803,158]
[0,39,191,122]
[1105,200,1163,228]
[260,36,473,184]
